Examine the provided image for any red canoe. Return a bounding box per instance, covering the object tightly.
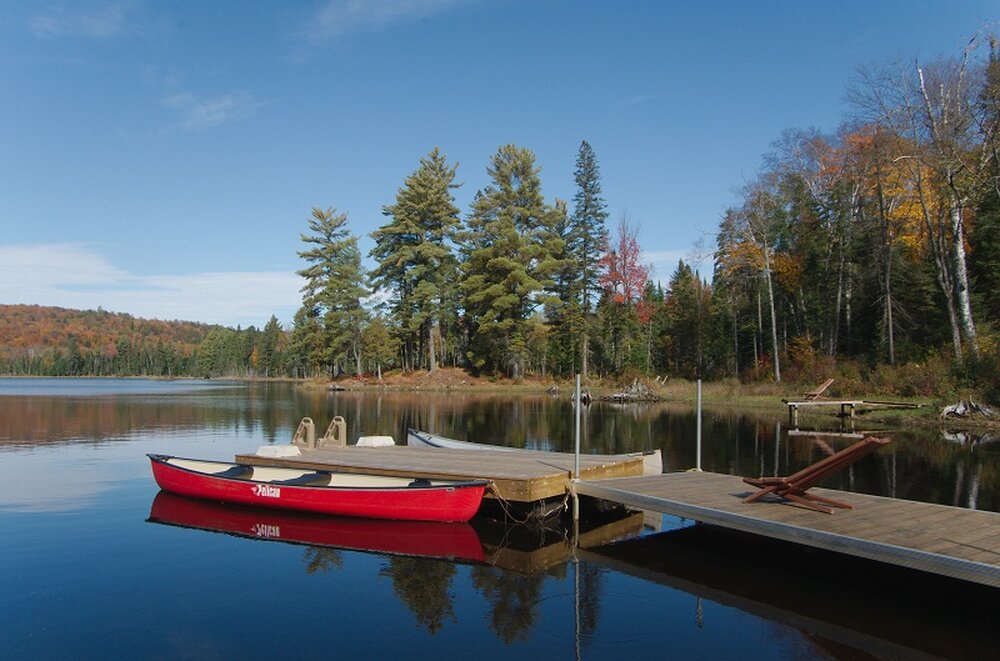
[148,491,487,562]
[148,454,487,523]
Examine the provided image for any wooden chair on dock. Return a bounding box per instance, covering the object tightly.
[802,378,835,401]
[742,437,890,514]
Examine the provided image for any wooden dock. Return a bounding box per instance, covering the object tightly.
[236,445,645,503]
[784,399,863,426]
[572,471,1000,588]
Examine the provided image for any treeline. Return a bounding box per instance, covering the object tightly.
[0,305,211,376]
[710,34,1000,390]
[283,32,1000,400]
[0,305,293,379]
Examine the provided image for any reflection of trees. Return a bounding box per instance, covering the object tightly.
[9,382,996,510]
[578,563,604,639]
[471,566,546,643]
[379,557,456,634]
[303,547,343,574]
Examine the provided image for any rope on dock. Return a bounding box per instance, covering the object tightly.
[486,481,569,524]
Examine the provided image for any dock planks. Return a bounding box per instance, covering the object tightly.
[236,445,645,503]
[572,471,1000,587]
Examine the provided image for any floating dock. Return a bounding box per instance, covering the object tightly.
[236,445,645,503]
[572,471,1000,587]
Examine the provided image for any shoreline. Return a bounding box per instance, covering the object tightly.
[3,371,996,432]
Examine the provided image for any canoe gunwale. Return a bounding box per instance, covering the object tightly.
[147,453,489,492]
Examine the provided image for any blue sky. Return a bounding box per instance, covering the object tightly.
[1,1,996,328]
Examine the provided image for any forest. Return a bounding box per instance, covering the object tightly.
[3,34,998,402]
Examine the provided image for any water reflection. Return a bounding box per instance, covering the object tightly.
[5,379,998,658]
[382,557,458,633]
[3,379,998,512]
[583,523,1000,659]
[147,491,486,562]
[144,488,998,657]
[145,491,643,641]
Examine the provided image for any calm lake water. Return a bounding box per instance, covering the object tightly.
[1,378,996,659]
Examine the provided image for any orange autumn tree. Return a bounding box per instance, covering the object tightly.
[596,216,650,372]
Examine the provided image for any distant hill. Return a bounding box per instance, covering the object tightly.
[0,304,218,376]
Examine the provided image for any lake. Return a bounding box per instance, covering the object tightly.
[1,378,996,659]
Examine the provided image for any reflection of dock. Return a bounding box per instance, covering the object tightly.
[579,524,998,660]
[475,511,645,574]
[573,471,1000,587]
[236,446,644,503]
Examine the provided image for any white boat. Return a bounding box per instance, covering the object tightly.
[406,428,663,476]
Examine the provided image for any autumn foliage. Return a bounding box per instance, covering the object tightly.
[0,304,214,376]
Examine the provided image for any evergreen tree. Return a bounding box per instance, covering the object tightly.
[288,305,324,378]
[569,141,609,377]
[371,148,461,371]
[462,145,563,377]
[664,260,710,377]
[361,314,400,379]
[970,191,1000,324]
[543,198,581,376]
[260,315,284,377]
[297,207,368,376]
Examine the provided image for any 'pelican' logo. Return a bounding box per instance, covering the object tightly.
[251,484,281,498]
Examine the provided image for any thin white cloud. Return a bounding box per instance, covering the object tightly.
[27,0,136,39]
[0,244,300,328]
[304,0,471,42]
[162,92,265,132]
[643,249,710,282]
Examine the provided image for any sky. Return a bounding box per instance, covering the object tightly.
[1,1,996,328]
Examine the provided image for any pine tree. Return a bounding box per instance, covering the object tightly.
[288,305,323,378]
[545,198,582,375]
[371,148,461,372]
[462,145,563,377]
[260,315,283,377]
[569,141,609,377]
[297,207,368,376]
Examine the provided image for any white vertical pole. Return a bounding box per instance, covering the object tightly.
[573,373,582,526]
[696,378,702,471]
[574,374,582,479]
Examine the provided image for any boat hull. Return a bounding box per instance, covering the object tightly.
[148,454,487,523]
[407,429,663,475]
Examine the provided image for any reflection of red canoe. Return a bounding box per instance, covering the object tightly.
[148,491,486,563]
[148,454,487,523]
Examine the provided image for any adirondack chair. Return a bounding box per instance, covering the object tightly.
[742,437,890,513]
[803,378,835,400]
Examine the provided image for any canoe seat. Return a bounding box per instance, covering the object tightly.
[273,472,330,486]
[408,478,432,488]
[214,465,253,479]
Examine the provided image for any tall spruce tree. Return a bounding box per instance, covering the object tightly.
[371,148,461,371]
[297,207,367,376]
[569,141,609,378]
[260,315,283,377]
[462,145,563,377]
